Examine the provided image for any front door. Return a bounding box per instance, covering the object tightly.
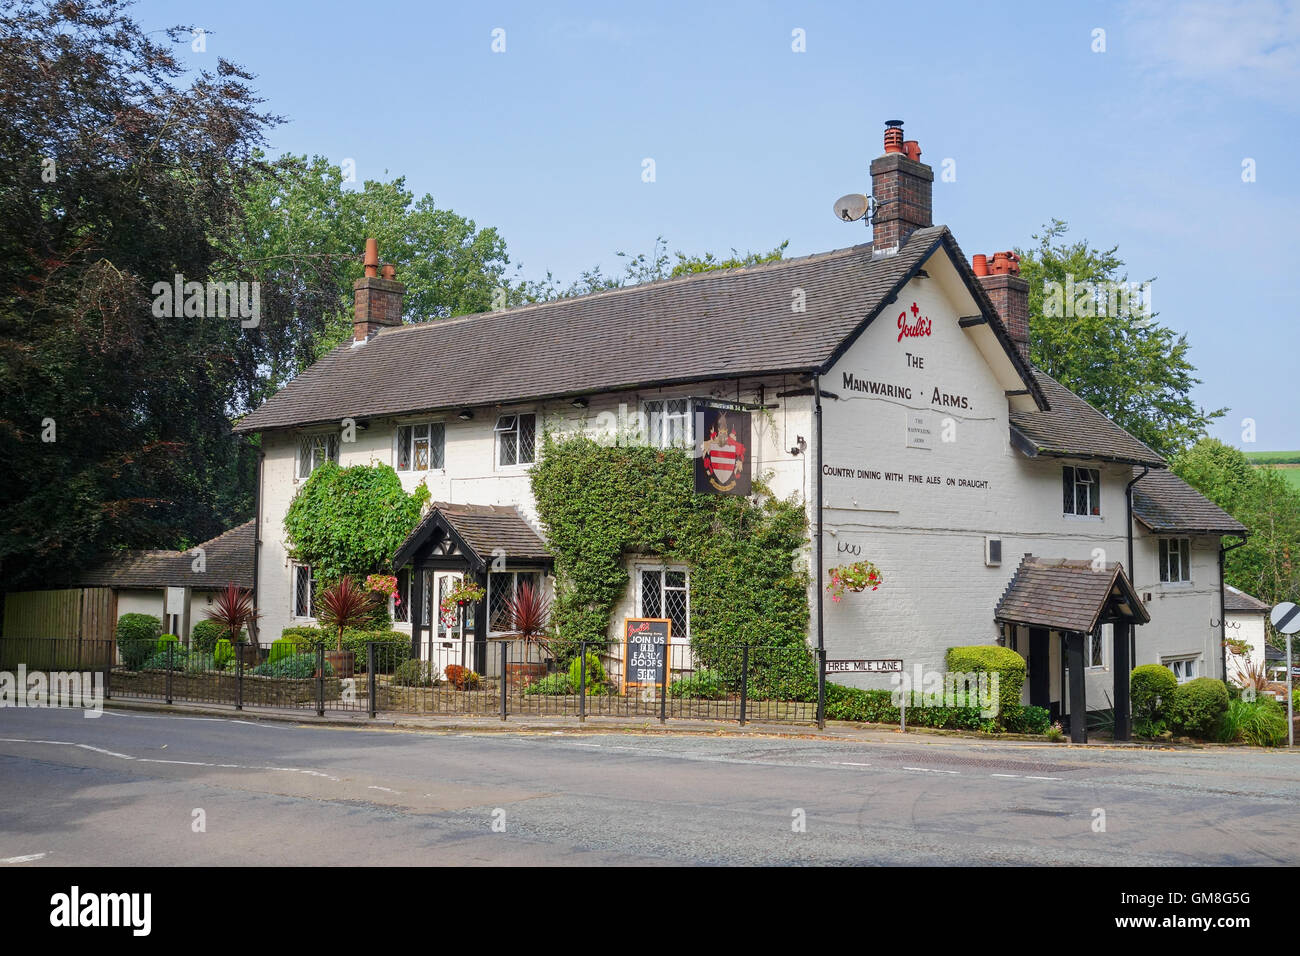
[425,571,473,676]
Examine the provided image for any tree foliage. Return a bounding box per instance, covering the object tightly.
[0,0,274,586]
[282,462,429,583]
[1172,438,1300,610]
[1018,220,1223,458]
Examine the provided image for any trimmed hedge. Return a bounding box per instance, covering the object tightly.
[1169,677,1230,737]
[116,613,162,669]
[393,659,438,687]
[190,619,228,653]
[669,669,728,700]
[214,638,234,669]
[341,629,411,672]
[944,645,1026,722]
[1131,664,1177,723]
[824,684,1051,735]
[253,654,331,679]
[567,652,607,693]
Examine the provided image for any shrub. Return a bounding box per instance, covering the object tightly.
[944,645,1025,723]
[567,653,606,692]
[190,619,229,653]
[280,625,327,645]
[670,669,728,700]
[1169,677,1230,738]
[141,646,188,671]
[1216,697,1288,747]
[116,613,162,669]
[524,674,572,696]
[444,665,480,690]
[341,629,412,672]
[824,685,898,723]
[253,654,330,679]
[214,638,235,669]
[157,634,180,652]
[1003,704,1051,735]
[1131,664,1177,722]
[393,659,439,687]
[267,638,298,664]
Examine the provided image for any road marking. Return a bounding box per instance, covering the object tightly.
[836,761,872,767]
[0,853,45,864]
[903,767,959,774]
[990,773,1020,778]
[569,743,604,749]
[0,737,341,781]
[1025,776,1061,781]
[367,786,400,794]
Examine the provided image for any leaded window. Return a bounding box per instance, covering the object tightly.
[297,433,339,479]
[495,413,536,467]
[1062,466,1100,517]
[397,422,445,472]
[1159,538,1191,583]
[642,398,692,449]
[292,563,315,618]
[640,567,689,639]
[488,571,541,633]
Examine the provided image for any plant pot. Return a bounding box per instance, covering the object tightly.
[506,661,548,691]
[325,650,355,679]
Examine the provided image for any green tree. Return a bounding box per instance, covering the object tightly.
[0,0,273,587]
[1172,438,1300,608]
[1018,220,1223,458]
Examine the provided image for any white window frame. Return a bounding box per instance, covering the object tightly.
[1159,537,1192,584]
[641,398,693,450]
[290,562,316,620]
[636,564,691,642]
[487,570,544,636]
[494,412,537,469]
[296,431,339,481]
[1062,465,1101,518]
[1163,655,1201,684]
[395,420,446,473]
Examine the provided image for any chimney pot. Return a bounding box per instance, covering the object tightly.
[353,240,405,342]
[870,119,932,255]
[381,263,396,280]
[363,238,380,278]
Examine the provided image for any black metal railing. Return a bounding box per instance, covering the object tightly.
[0,635,828,726]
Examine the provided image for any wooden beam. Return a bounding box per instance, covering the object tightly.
[1113,621,1132,741]
[1067,632,1088,743]
[958,315,988,328]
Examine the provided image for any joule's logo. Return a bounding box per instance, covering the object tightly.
[897,302,932,343]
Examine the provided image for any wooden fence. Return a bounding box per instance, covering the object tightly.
[2,588,116,643]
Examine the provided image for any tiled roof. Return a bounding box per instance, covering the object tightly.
[77,521,255,590]
[235,226,1042,433]
[995,556,1150,633]
[394,503,550,571]
[1131,468,1248,536]
[1224,585,1269,614]
[1010,370,1165,467]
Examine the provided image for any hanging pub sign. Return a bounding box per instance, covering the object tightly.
[694,400,751,496]
[623,618,671,691]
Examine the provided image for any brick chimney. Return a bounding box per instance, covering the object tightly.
[870,120,933,256]
[973,251,1030,361]
[353,238,405,341]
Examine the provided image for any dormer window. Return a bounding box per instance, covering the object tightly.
[1062,466,1100,517]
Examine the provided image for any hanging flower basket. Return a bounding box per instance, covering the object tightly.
[365,574,400,609]
[439,581,486,630]
[826,559,883,603]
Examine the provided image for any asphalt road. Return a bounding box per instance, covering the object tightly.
[2,707,1298,866]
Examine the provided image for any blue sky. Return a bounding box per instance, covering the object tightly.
[137,0,1300,449]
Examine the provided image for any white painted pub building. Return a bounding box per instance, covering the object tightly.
[235,122,1245,740]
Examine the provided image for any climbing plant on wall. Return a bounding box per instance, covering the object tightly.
[284,462,430,583]
[530,435,815,698]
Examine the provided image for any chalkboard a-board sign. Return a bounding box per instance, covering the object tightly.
[623,618,671,690]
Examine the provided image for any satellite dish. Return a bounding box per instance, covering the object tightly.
[833,193,869,223]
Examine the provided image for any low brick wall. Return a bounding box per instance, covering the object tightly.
[111,668,342,706]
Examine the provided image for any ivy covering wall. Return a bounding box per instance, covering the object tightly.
[284,462,430,583]
[531,435,815,697]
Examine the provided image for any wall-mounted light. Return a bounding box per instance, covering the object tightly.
[457,409,474,421]
[571,396,589,409]
[789,435,807,456]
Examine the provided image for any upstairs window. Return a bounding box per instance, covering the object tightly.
[1063,466,1101,517]
[297,433,338,479]
[1159,538,1191,583]
[643,398,692,449]
[495,413,536,467]
[397,422,445,472]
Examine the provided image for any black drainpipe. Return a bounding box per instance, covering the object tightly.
[1125,466,1149,668]
[1220,537,1248,681]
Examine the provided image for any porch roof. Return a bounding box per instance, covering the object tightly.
[392,502,551,574]
[995,556,1150,634]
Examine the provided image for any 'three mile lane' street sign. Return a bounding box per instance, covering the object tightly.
[623,618,671,690]
[826,659,903,674]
